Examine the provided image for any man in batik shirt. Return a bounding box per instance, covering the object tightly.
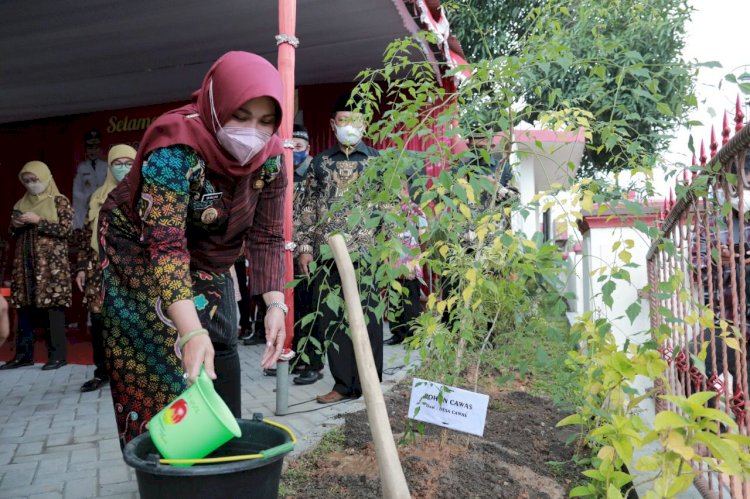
[296,92,383,403]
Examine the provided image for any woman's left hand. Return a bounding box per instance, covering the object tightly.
[18,212,41,225]
[261,307,286,369]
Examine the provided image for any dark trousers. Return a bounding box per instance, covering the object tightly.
[389,278,422,342]
[90,313,108,379]
[15,306,67,362]
[318,265,383,397]
[195,273,241,418]
[234,259,251,331]
[248,295,267,340]
[294,262,322,371]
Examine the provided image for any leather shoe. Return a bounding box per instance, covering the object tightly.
[80,376,109,392]
[316,390,348,404]
[384,336,403,346]
[238,329,253,341]
[244,335,265,346]
[0,358,33,370]
[263,368,276,376]
[293,370,323,385]
[42,360,67,371]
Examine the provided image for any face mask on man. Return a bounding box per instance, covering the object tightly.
[293,150,307,166]
[210,80,272,166]
[335,125,363,147]
[25,181,47,196]
[111,164,132,182]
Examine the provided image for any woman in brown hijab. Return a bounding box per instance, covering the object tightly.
[1,161,73,370]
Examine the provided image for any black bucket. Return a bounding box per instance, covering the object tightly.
[123,416,294,499]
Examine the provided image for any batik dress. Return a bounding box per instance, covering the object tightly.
[101,145,237,445]
[101,144,285,446]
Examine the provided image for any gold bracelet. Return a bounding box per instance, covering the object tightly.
[178,328,209,351]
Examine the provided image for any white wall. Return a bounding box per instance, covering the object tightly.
[584,225,652,347]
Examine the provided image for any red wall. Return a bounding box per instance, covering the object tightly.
[0,83,358,282]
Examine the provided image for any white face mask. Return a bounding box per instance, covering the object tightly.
[335,124,363,147]
[25,180,47,195]
[210,80,272,166]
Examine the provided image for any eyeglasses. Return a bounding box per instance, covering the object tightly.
[111,161,134,167]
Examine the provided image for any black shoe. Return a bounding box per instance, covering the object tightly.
[80,376,109,392]
[263,368,276,376]
[384,336,403,346]
[42,360,67,371]
[0,358,33,370]
[293,370,323,385]
[243,335,265,346]
[238,329,253,341]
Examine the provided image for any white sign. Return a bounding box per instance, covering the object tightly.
[407,378,490,437]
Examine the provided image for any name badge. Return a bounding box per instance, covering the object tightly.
[201,192,223,202]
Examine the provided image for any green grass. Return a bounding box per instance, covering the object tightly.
[278,427,345,497]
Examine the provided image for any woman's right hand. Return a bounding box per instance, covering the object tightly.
[75,271,86,292]
[180,333,216,385]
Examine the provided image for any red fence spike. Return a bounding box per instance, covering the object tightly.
[700,140,707,166]
[736,94,745,132]
[683,168,689,185]
[722,111,730,145]
[710,125,718,158]
[669,188,675,208]
[691,154,698,179]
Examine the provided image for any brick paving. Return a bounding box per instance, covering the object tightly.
[0,339,410,498]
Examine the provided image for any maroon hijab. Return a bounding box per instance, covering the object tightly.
[108,51,284,213]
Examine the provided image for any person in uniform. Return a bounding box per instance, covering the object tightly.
[72,129,109,230]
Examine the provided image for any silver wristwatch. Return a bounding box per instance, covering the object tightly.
[268,301,288,316]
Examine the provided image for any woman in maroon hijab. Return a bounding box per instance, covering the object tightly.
[100,51,288,445]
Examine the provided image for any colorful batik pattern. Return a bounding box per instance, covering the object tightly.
[100,145,200,446]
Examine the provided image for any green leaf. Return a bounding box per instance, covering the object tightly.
[656,102,673,116]
[569,485,594,497]
[607,484,624,499]
[653,411,690,431]
[557,413,585,427]
[666,474,695,496]
[324,292,341,315]
[625,302,641,324]
[602,280,616,308]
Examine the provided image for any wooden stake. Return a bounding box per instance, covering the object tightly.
[327,234,411,499]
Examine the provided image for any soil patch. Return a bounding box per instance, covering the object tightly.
[281,382,583,498]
